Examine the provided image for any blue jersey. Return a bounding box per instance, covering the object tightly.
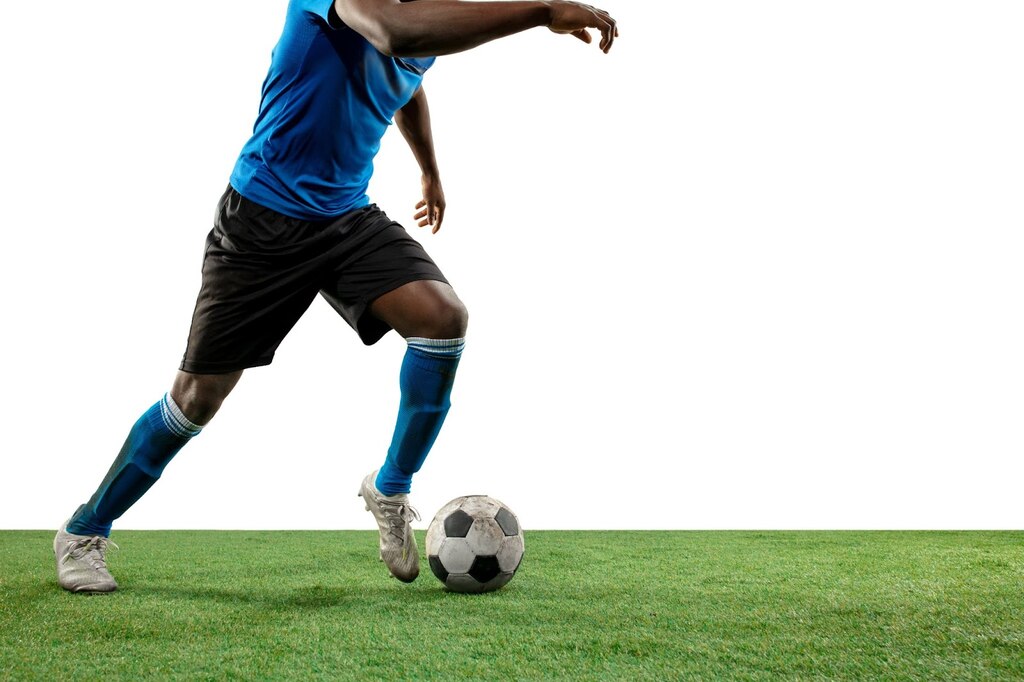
[230,0,435,220]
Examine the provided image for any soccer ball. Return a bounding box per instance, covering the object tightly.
[425,495,524,593]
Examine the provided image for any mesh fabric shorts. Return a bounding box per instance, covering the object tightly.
[179,186,449,374]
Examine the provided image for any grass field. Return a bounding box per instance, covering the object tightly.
[2,531,1022,680]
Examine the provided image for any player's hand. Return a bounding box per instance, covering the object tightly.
[415,174,445,234]
[546,1,618,53]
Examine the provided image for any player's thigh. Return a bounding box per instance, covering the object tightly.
[318,208,456,343]
[181,189,326,374]
[369,280,468,339]
[182,233,322,371]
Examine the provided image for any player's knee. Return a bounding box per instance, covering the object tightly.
[402,290,468,339]
[171,385,223,426]
[447,298,469,338]
[170,371,241,426]
[432,297,469,339]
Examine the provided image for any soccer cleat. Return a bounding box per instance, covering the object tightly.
[53,524,119,594]
[358,470,421,582]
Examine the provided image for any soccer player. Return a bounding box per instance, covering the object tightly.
[54,0,618,592]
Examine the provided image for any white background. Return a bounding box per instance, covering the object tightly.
[1,1,1021,530]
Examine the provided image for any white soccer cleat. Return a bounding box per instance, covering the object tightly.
[358,470,421,582]
[54,524,119,593]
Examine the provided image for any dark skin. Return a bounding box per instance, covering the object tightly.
[171,0,618,424]
[337,0,618,56]
[170,279,467,424]
[395,85,446,233]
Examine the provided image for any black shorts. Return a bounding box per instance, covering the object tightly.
[179,186,449,374]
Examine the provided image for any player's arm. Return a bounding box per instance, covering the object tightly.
[395,86,445,233]
[333,0,618,57]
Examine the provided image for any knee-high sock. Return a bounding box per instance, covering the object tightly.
[375,337,464,495]
[66,393,202,537]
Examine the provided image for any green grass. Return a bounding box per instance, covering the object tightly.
[2,531,1022,680]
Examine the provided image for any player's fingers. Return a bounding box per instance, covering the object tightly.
[596,6,616,22]
[416,198,427,209]
[599,18,614,52]
[584,8,615,52]
[572,29,592,44]
[432,205,445,234]
[414,207,429,220]
[600,12,617,39]
[417,218,430,227]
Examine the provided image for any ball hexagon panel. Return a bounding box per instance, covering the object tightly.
[437,536,475,574]
[465,516,504,555]
[496,534,524,573]
[425,521,444,556]
[459,495,502,519]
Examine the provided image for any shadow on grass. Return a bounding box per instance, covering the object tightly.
[8,573,515,614]
[124,582,459,611]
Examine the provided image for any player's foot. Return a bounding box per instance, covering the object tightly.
[53,523,119,593]
[358,470,421,582]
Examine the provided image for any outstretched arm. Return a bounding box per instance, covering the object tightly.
[395,86,445,233]
[334,0,618,58]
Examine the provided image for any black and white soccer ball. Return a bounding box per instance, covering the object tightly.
[425,495,524,593]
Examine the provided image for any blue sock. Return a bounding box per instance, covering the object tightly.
[66,393,202,537]
[375,337,464,496]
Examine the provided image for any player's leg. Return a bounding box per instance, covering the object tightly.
[55,370,242,593]
[368,280,468,496]
[64,371,242,537]
[317,206,465,582]
[56,186,326,592]
[356,281,468,582]
[170,370,245,425]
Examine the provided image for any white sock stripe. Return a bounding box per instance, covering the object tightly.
[158,398,186,437]
[407,337,465,357]
[160,393,202,438]
[159,399,193,438]
[406,337,465,348]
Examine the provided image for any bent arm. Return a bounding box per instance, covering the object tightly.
[395,86,439,179]
[334,0,550,57]
[397,86,447,232]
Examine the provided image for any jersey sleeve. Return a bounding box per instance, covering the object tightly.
[297,0,336,27]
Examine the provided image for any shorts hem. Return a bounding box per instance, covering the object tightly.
[355,272,451,346]
[179,355,274,374]
[361,272,450,310]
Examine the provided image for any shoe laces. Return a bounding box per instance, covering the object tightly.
[378,498,421,541]
[64,536,118,571]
